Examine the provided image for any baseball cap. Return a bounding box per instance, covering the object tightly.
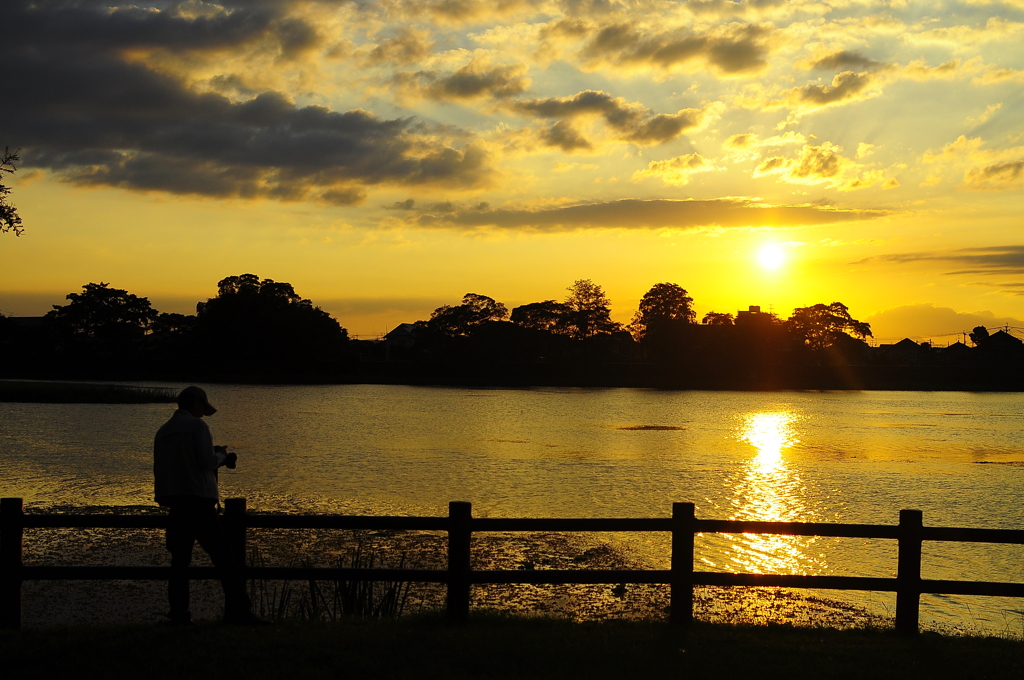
[177,386,217,416]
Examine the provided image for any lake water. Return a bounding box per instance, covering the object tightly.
[2,384,1023,632]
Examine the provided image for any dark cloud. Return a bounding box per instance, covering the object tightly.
[275,17,322,59]
[579,22,773,75]
[629,110,708,144]
[539,17,591,40]
[861,246,1024,274]
[754,156,786,173]
[394,61,529,100]
[412,198,891,231]
[4,0,493,203]
[540,121,593,151]
[321,187,369,206]
[387,199,417,210]
[512,90,714,147]
[794,71,874,106]
[3,0,300,56]
[810,51,883,71]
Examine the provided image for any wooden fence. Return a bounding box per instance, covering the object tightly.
[2,497,1024,632]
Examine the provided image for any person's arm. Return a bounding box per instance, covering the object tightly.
[193,420,225,471]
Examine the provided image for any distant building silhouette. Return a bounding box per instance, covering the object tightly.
[735,305,773,327]
[384,323,418,361]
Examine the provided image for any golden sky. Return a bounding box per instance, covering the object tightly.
[2,0,1023,342]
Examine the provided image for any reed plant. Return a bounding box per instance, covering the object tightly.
[247,534,417,623]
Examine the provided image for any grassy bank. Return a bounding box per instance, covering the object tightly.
[2,615,1022,679]
[0,380,176,403]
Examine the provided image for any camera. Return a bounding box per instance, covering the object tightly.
[215,445,237,469]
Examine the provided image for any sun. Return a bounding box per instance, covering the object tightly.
[757,244,785,271]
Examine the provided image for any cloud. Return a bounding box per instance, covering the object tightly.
[382,0,536,23]
[577,21,776,75]
[776,144,845,179]
[861,246,1024,275]
[631,153,721,186]
[4,0,319,59]
[5,1,496,203]
[753,142,888,191]
[745,69,889,123]
[540,120,593,151]
[724,133,758,149]
[922,135,985,163]
[964,103,1002,128]
[360,29,434,66]
[963,160,1024,191]
[903,59,961,81]
[392,59,530,101]
[407,198,892,232]
[906,16,1024,48]
[922,136,1024,191]
[865,304,1024,342]
[722,131,806,160]
[787,71,878,107]
[972,66,1024,84]
[806,51,884,72]
[511,90,721,148]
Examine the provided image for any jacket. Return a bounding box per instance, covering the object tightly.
[153,409,225,504]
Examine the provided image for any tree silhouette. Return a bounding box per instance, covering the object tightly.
[1,148,24,236]
[196,274,348,373]
[562,279,619,339]
[510,300,570,333]
[702,311,734,325]
[629,283,695,340]
[426,293,508,337]
[44,282,157,355]
[969,326,989,347]
[786,302,871,350]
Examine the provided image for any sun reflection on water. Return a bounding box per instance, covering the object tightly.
[742,412,798,472]
[722,411,821,575]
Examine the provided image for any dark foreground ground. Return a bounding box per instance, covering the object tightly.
[3,616,1023,680]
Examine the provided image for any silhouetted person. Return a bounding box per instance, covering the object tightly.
[154,386,263,625]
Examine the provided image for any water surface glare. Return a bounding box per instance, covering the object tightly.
[2,385,1023,632]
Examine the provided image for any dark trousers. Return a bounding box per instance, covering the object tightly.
[165,497,251,620]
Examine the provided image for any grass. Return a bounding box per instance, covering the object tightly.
[247,538,415,622]
[2,615,1023,679]
[0,380,176,403]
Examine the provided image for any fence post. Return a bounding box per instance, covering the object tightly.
[223,498,248,583]
[1,498,24,630]
[896,508,923,634]
[670,502,695,625]
[447,501,472,621]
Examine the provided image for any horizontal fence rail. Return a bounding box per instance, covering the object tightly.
[2,497,1023,632]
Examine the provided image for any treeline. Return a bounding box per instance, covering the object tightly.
[1,274,351,382]
[364,280,880,388]
[4,274,1022,388]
